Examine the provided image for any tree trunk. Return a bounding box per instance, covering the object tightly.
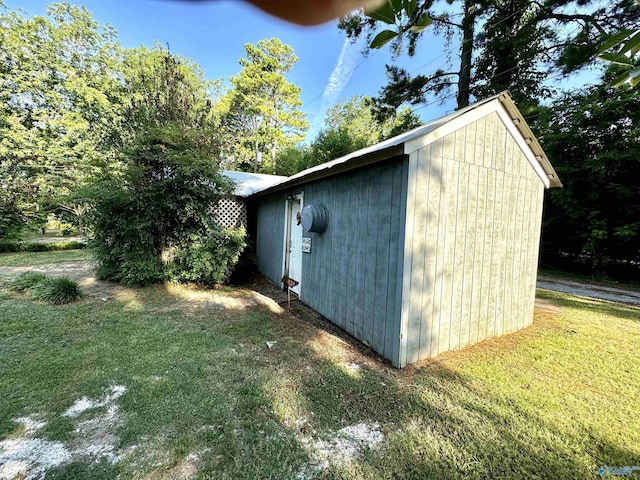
[254,141,260,173]
[272,101,279,173]
[457,0,475,109]
[271,142,277,173]
[491,0,524,96]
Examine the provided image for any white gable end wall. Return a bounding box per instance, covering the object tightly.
[398,108,545,367]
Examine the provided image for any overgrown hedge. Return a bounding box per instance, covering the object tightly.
[0,240,87,253]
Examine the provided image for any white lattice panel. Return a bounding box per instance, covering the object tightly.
[214,197,248,229]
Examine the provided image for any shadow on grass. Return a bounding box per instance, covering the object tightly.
[215,281,637,479]
[1,278,637,479]
[536,288,640,322]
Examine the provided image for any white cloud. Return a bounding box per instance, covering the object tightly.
[320,35,366,119]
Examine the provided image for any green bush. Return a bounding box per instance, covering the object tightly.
[21,242,51,252]
[9,272,48,292]
[0,241,21,252]
[166,227,247,285]
[86,124,239,287]
[0,203,25,241]
[30,277,82,305]
[89,187,165,286]
[8,272,82,305]
[59,223,77,237]
[0,240,87,253]
[48,241,86,251]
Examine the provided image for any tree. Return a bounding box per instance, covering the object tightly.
[534,70,640,279]
[339,0,640,116]
[224,38,308,173]
[324,96,382,145]
[273,95,422,176]
[310,128,370,167]
[273,144,312,176]
[314,95,421,165]
[88,48,244,286]
[596,0,640,88]
[0,2,122,235]
[325,95,421,141]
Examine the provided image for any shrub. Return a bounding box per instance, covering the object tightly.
[0,240,87,253]
[0,202,25,241]
[86,123,238,287]
[59,223,77,236]
[21,242,51,252]
[9,272,48,292]
[89,189,165,286]
[166,227,246,285]
[30,277,82,305]
[0,241,21,252]
[48,241,86,251]
[8,272,82,304]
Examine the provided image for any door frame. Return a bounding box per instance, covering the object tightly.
[282,193,303,295]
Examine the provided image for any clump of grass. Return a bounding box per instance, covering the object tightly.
[9,271,48,292]
[9,272,82,305]
[31,277,82,305]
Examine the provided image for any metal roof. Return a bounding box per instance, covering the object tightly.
[220,170,288,197]
[252,92,561,196]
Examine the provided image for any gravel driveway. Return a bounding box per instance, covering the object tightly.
[537,274,640,307]
[3,260,638,307]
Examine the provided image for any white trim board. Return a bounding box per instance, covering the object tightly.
[281,193,304,296]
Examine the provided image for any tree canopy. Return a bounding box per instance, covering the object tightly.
[0,2,122,236]
[596,0,640,88]
[87,47,243,286]
[534,72,640,278]
[274,95,422,176]
[223,38,308,173]
[340,0,640,116]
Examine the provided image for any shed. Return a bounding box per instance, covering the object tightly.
[252,92,561,368]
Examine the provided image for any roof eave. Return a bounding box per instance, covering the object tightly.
[251,144,406,197]
[497,93,563,188]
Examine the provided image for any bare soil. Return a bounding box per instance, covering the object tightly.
[0,261,125,301]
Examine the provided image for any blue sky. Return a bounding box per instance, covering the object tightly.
[12,0,455,139]
[11,0,598,140]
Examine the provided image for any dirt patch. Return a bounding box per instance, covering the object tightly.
[0,261,126,301]
[0,438,72,480]
[534,297,561,314]
[0,386,129,480]
[296,421,384,478]
[162,453,202,480]
[64,385,126,418]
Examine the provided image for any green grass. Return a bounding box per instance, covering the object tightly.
[0,248,93,267]
[0,263,638,479]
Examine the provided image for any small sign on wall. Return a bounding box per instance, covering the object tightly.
[302,237,312,253]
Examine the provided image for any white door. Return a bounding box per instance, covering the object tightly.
[287,198,303,294]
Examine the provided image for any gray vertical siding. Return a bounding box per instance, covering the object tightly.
[256,194,285,286]
[400,111,545,366]
[300,158,408,366]
[256,157,408,366]
[256,108,548,369]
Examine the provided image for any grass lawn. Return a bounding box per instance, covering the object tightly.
[0,259,639,479]
[0,249,93,267]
